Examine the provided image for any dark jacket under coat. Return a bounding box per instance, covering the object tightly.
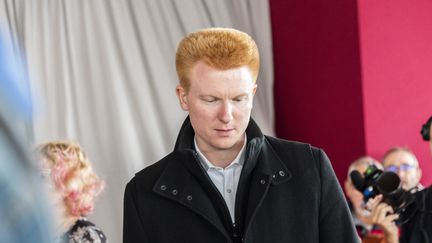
[123,117,359,243]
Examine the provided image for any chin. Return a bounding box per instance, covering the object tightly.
[212,139,238,150]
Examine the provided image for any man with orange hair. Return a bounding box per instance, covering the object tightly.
[123,28,358,243]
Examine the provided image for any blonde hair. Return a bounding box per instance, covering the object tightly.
[175,27,260,92]
[37,140,104,217]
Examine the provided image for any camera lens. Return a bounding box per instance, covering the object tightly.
[377,172,400,195]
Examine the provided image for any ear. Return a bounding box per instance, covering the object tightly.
[176,84,189,111]
[252,84,258,96]
[343,180,350,195]
[430,141,432,158]
[416,167,422,183]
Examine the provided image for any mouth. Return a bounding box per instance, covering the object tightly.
[215,128,234,131]
[215,128,235,136]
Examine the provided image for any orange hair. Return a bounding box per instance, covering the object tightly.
[176,27,260,92]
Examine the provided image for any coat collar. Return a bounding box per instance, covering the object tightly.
[172,116,291,184]
[153,117,292,238]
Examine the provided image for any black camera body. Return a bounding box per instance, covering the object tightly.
[350,164,413,214]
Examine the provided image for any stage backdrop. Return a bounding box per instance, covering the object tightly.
[270,0,432,187]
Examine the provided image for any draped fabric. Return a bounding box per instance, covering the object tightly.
[1,1,274,242]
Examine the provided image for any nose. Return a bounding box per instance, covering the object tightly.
[218,101,233,123]
[397,170,406,179]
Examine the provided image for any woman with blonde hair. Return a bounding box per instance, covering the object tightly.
[38,140,107,243]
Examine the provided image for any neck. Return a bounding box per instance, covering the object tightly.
[203,149,241,168]
[197,136,246,169]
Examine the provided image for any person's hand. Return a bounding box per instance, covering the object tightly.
[365,195,399,243]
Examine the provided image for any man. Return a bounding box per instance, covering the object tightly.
[344,156,399,243]
[382,148,422,191]
[398,116,432,243]
[123,28,359,243]
[344,157,384,228]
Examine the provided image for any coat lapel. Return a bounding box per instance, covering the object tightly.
[152,150,230,240]
[244,139,292,234]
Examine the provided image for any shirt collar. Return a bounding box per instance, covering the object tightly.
[194,134,247,171]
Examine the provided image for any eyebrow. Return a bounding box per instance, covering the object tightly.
[234,93,249,98]
[199,93,249,99]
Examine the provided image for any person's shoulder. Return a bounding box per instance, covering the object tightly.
[67,218,107,243]
[72,217,97,228]
[414,185,432,211]
[264,135,322,154]
[130,152,175,184]
[263,135,326,168]
[262,136,331,182]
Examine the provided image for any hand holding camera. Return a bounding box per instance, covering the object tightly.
[350,164,415,225]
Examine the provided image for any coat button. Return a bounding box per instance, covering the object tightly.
[160,185,167,191]
[279,170,285,177]
[260,179,266,184]
[172,189,178,195]
[186,195,193,201]
[272,174,276,178]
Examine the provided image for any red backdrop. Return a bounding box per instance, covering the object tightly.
[358,0,432,186]
[270,0,432,187]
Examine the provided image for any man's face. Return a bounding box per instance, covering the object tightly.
[176,62,256,153]
[383,150,422,190]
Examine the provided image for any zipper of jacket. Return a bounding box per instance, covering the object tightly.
[191,151,240,242]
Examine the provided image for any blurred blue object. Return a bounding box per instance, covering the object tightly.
[0,32,55,243]
[0,31,34,146]
[0,34,32,117]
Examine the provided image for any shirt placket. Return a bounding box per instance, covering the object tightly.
[225,165,236,222]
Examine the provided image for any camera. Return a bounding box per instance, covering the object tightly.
[350,164,414,215]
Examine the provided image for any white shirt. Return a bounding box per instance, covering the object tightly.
[194,135,247,223]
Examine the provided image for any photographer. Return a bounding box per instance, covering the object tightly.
[345,157,399,243]
[398,116,432,243]
[382,147,422,191]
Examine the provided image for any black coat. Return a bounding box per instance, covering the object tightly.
[400,186,432,243]
[123,118,359,243]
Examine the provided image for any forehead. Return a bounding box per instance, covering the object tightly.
[189,62,254,93]
[383,150,418,166]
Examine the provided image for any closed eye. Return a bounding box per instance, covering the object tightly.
[201,97,218,103]
[233,95,248,102]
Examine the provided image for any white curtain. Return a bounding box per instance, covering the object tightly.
[1,0,274,242]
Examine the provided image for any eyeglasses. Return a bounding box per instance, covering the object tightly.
[385,164,417,173]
